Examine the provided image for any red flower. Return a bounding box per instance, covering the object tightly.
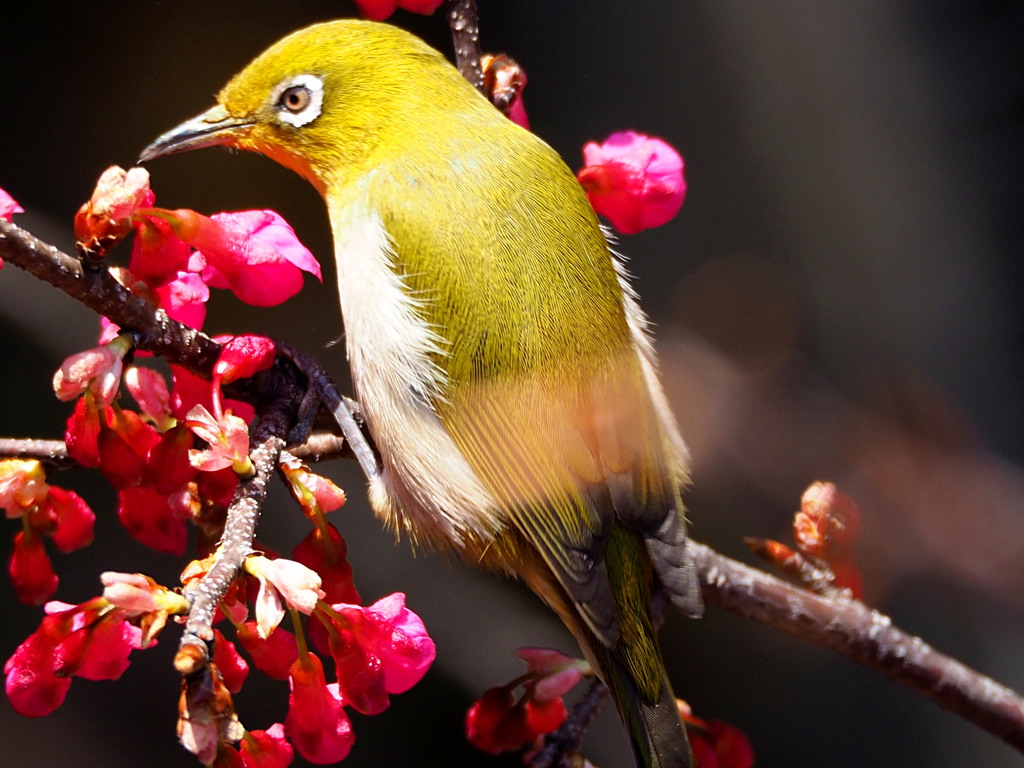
[4,611,72,716]
[213,335,277,386]
[64,394,103,468]
[284,652,354,764]
[44,486,96,553]
[213,628,250,695]
[117,485,189,555]
[5,598,144,716]
[235,620,298,680]
[465,685,567,755]
[292,523,359,606]
[351,0,442,21]
[679,701,754,768]
[153,270,210,329]
[129,213,192,284]
[170,363,255,425]
[240,723,294,768]
[8,529,59,605]
[464,647,587,755]
[97,406,161,490]
[578,131,686,234]
[2,459,95,604]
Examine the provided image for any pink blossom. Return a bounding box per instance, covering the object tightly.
[185,404,253,476]
[247,554,325,638]
[123,365,174,430]
[84,166,153,223]
[318,592,435,715]
[100,571,189,620]
[352,0,442,20]
[100,572,163,614]
[0,458,48,515]
[74,166,154,257]
[153,271,210,329]
[52,334,133,407]
[213,335,277,385]
[0,186,24,222]
[281,457,347,517]
[578,131,685,234]
[515,647,589,702]
[177,209,320,307]
[285,652,354,764]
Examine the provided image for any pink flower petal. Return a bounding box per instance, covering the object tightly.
[0,186,24,222]
[578,131,685,234]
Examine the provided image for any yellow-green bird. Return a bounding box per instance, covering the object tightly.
[142,19,701,768]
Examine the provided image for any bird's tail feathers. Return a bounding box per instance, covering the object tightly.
[600,648,694,768]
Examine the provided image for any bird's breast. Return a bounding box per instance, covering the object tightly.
[327,199,502,552]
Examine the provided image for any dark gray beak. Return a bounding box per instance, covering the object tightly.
[139,105,251,163]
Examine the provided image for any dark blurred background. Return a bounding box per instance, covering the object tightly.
[2,1,1023,766]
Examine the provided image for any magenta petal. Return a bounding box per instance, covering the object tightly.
[72,615,142,680]
[155,272,209,329]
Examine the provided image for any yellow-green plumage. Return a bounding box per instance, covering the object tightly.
[142,19,700,767]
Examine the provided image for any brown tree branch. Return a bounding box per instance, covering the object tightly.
[0,438,73,468]
[444,0,484,91]
[689,540,1024,752]
[176,377,299,670]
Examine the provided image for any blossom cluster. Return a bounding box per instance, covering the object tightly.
[465,647,589,755]
[2,170,436,766]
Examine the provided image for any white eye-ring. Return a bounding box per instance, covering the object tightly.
[272,74,324,127]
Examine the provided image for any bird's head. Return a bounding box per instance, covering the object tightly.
[140,19,481,193]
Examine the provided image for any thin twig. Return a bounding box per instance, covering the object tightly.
[444,0,484,91]
[532,679,609,768]
[0,438,73,468]
[689,540,1024,752]
[177,398,293,666]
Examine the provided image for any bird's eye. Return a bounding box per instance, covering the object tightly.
[280,85,311,113]
[272,74,324,128]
